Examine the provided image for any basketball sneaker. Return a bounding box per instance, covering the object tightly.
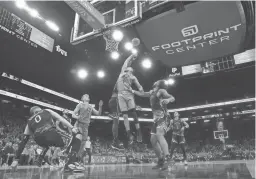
[64,163,85,173]
[152,158,164,170]
[161,156,175,171]
[111,140,125,150]
[11,160,18,170]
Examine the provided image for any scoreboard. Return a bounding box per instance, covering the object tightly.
[0,6,54,52]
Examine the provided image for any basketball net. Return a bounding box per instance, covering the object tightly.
[103,30,119,52]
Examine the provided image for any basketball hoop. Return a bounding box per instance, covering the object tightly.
[103,30,119,52]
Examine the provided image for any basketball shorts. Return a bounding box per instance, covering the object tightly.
[82,148,92,157]
[172,134,186,144]
[151,111,170,135]
[74,122,89,141]
[118,92,136,112]
[34,127,71,148]
[108,96,120,114]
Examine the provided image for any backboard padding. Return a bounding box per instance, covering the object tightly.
[71,0,141,45]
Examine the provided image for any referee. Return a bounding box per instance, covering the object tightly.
[81,136,92,165]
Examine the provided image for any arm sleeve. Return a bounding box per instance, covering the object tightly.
[15,135,30,160]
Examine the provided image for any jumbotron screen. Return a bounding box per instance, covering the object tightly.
[0,5,54,52]
[136,1,247,67]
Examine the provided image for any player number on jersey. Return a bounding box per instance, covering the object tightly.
[35,115,42,123]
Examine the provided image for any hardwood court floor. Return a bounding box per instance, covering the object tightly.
[0,160,254,179]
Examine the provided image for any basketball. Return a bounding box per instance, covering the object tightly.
[132,38,140,46]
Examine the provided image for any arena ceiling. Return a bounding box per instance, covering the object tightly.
[0,1,255,109]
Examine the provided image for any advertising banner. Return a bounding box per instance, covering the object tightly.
[169,66,182,77]
[234,49,255,64]
[0,5,54,52]
[89,155,126,164]
[136,1,246,67]
[182,64,202,75]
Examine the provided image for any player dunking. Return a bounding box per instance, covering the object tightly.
[11,106,84,172]
[116,53,144,144]
[72,94,103,160]
[132,80,175,170]
[169,111,189,165]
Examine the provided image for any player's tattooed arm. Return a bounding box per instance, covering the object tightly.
[92,100,103,116]
[72,103,81,120]
[159,89,175,104]
[46,109,74,129]
[182,119,189,128]
[132,90,151,97]
[14,125,31,161]
[55,120,67,133]
[24,124,32,135]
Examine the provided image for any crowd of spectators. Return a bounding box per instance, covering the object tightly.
[89,137,255,164]
[0,112,255,167]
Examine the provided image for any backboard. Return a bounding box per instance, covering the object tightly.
[70,0,142,45]
[214,130,229,140]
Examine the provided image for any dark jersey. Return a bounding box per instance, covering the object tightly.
[150,89,170,132]
[150,89,167,112]
[27,110,54,133]
[172,119,185,136]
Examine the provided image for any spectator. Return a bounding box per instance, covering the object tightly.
[82,136,92,165]
[2,142,15,166]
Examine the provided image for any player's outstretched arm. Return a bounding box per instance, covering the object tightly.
[45,109,74,129]
[182,119,189,128]
[16,125,31,158]
[133,76,144,92]
[11,125,31,168]
[92,100,103,116]
[132,90,151,98]
[120,54,137,74]
[72,103,80,120]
